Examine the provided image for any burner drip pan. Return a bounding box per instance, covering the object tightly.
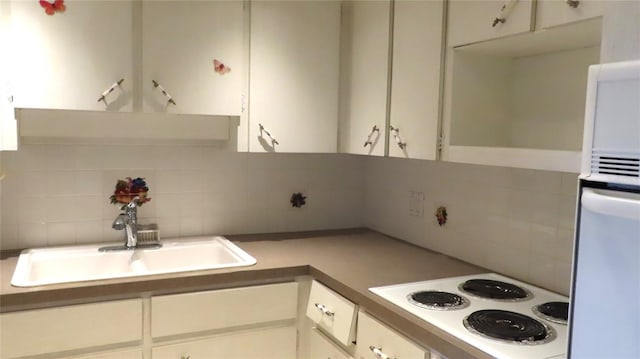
[463,310,555,345]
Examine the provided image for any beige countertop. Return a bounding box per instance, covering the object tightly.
[0,228,491,359]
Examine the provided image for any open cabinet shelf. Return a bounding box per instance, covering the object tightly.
[442,18,602,172]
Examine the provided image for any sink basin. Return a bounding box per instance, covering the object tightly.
[11,236,257,287]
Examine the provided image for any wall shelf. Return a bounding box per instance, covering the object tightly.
[17,109,231,145]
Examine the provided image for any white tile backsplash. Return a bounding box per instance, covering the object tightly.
[0,144,577,294]
[363,156,578,295]
[0,145,364,250]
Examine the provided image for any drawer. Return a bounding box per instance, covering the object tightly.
[309,327,353,359]
[306,280,357,346]
[0,299,142,358]
[152,282,298,338]
[356,310,427,359]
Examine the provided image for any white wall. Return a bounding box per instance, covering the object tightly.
[363,156,577,295]
[511,46,600,150]
[0,145,364,249]
[601,0,640,63]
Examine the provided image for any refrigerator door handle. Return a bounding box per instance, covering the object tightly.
[582,188,640,221]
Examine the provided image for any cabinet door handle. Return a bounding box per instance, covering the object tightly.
[98,78,125,103]
[258,123,279,145]
[314,303,335,317]
[492,0,518,27]
[369,345,396,359]
[364,125,380,147]
[152,80,177,106]
[389,125,406,149]
[566,0,580,8]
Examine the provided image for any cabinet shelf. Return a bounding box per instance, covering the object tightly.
[17,109,231,145]
[444,145,582,172]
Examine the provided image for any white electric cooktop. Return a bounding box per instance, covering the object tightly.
[370,273,568,359]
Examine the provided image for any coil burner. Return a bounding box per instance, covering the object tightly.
[459,279,531,301]
[463,309,555,345]
[407,291,469,310]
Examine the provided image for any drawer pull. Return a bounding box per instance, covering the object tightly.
[389,125,407,150]
[369,345,396,359]
[314,303,335,317]
[98,78,125,103]
[566,0,579,8]
[152,80,177,106]
[364,125,380,147]
[259,123,279,146]
[492,0,518,27]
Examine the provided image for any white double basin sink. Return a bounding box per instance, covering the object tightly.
[11,236,257,287]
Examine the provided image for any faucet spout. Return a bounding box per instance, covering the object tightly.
[101,196,160,252]
[122,196,140,249]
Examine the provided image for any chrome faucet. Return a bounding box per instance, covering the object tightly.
[100,196,161,252]
[112,196,140,249]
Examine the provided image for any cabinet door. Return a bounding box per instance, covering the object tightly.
[355,311,427,359]
[309,328,352,359]
[536,0,606,30]
[0,299,142,358]
[388,0,444,160]
[152,325,297,359]
[0,0,17,151]
[339,1,390,156]
[69,348,142,359]
[448,0,534,47]
[9,0,133,111]
[142,1,243,116]
[249,0,340,153]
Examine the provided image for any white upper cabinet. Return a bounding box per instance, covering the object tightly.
[536,0,606,30]
[249,1,340,153]
[339,1,390,156]
[388,0,444,160]
[8,0,134,111]
[448,0,534,47]
[1,1,17,151]
[142,1,243,116]
[8,0,243,116]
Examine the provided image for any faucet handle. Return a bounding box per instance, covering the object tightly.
[126,196,141,209]
[112,213,127,230]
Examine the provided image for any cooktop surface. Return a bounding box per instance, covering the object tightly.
[369,273,568,359]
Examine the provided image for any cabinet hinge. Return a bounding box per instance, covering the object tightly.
[437,135,445,151]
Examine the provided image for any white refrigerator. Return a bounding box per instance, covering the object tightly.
[569,60,640,358]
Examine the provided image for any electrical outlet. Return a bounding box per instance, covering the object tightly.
[409,191,425,217]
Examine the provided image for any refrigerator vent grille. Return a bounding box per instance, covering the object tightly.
[591,152,640,178]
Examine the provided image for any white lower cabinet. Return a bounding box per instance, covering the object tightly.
[355,311,428,359]
[0,299,143,359]
[151,282,299,358]
[152,325,296,359]
[309,327,353,359]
